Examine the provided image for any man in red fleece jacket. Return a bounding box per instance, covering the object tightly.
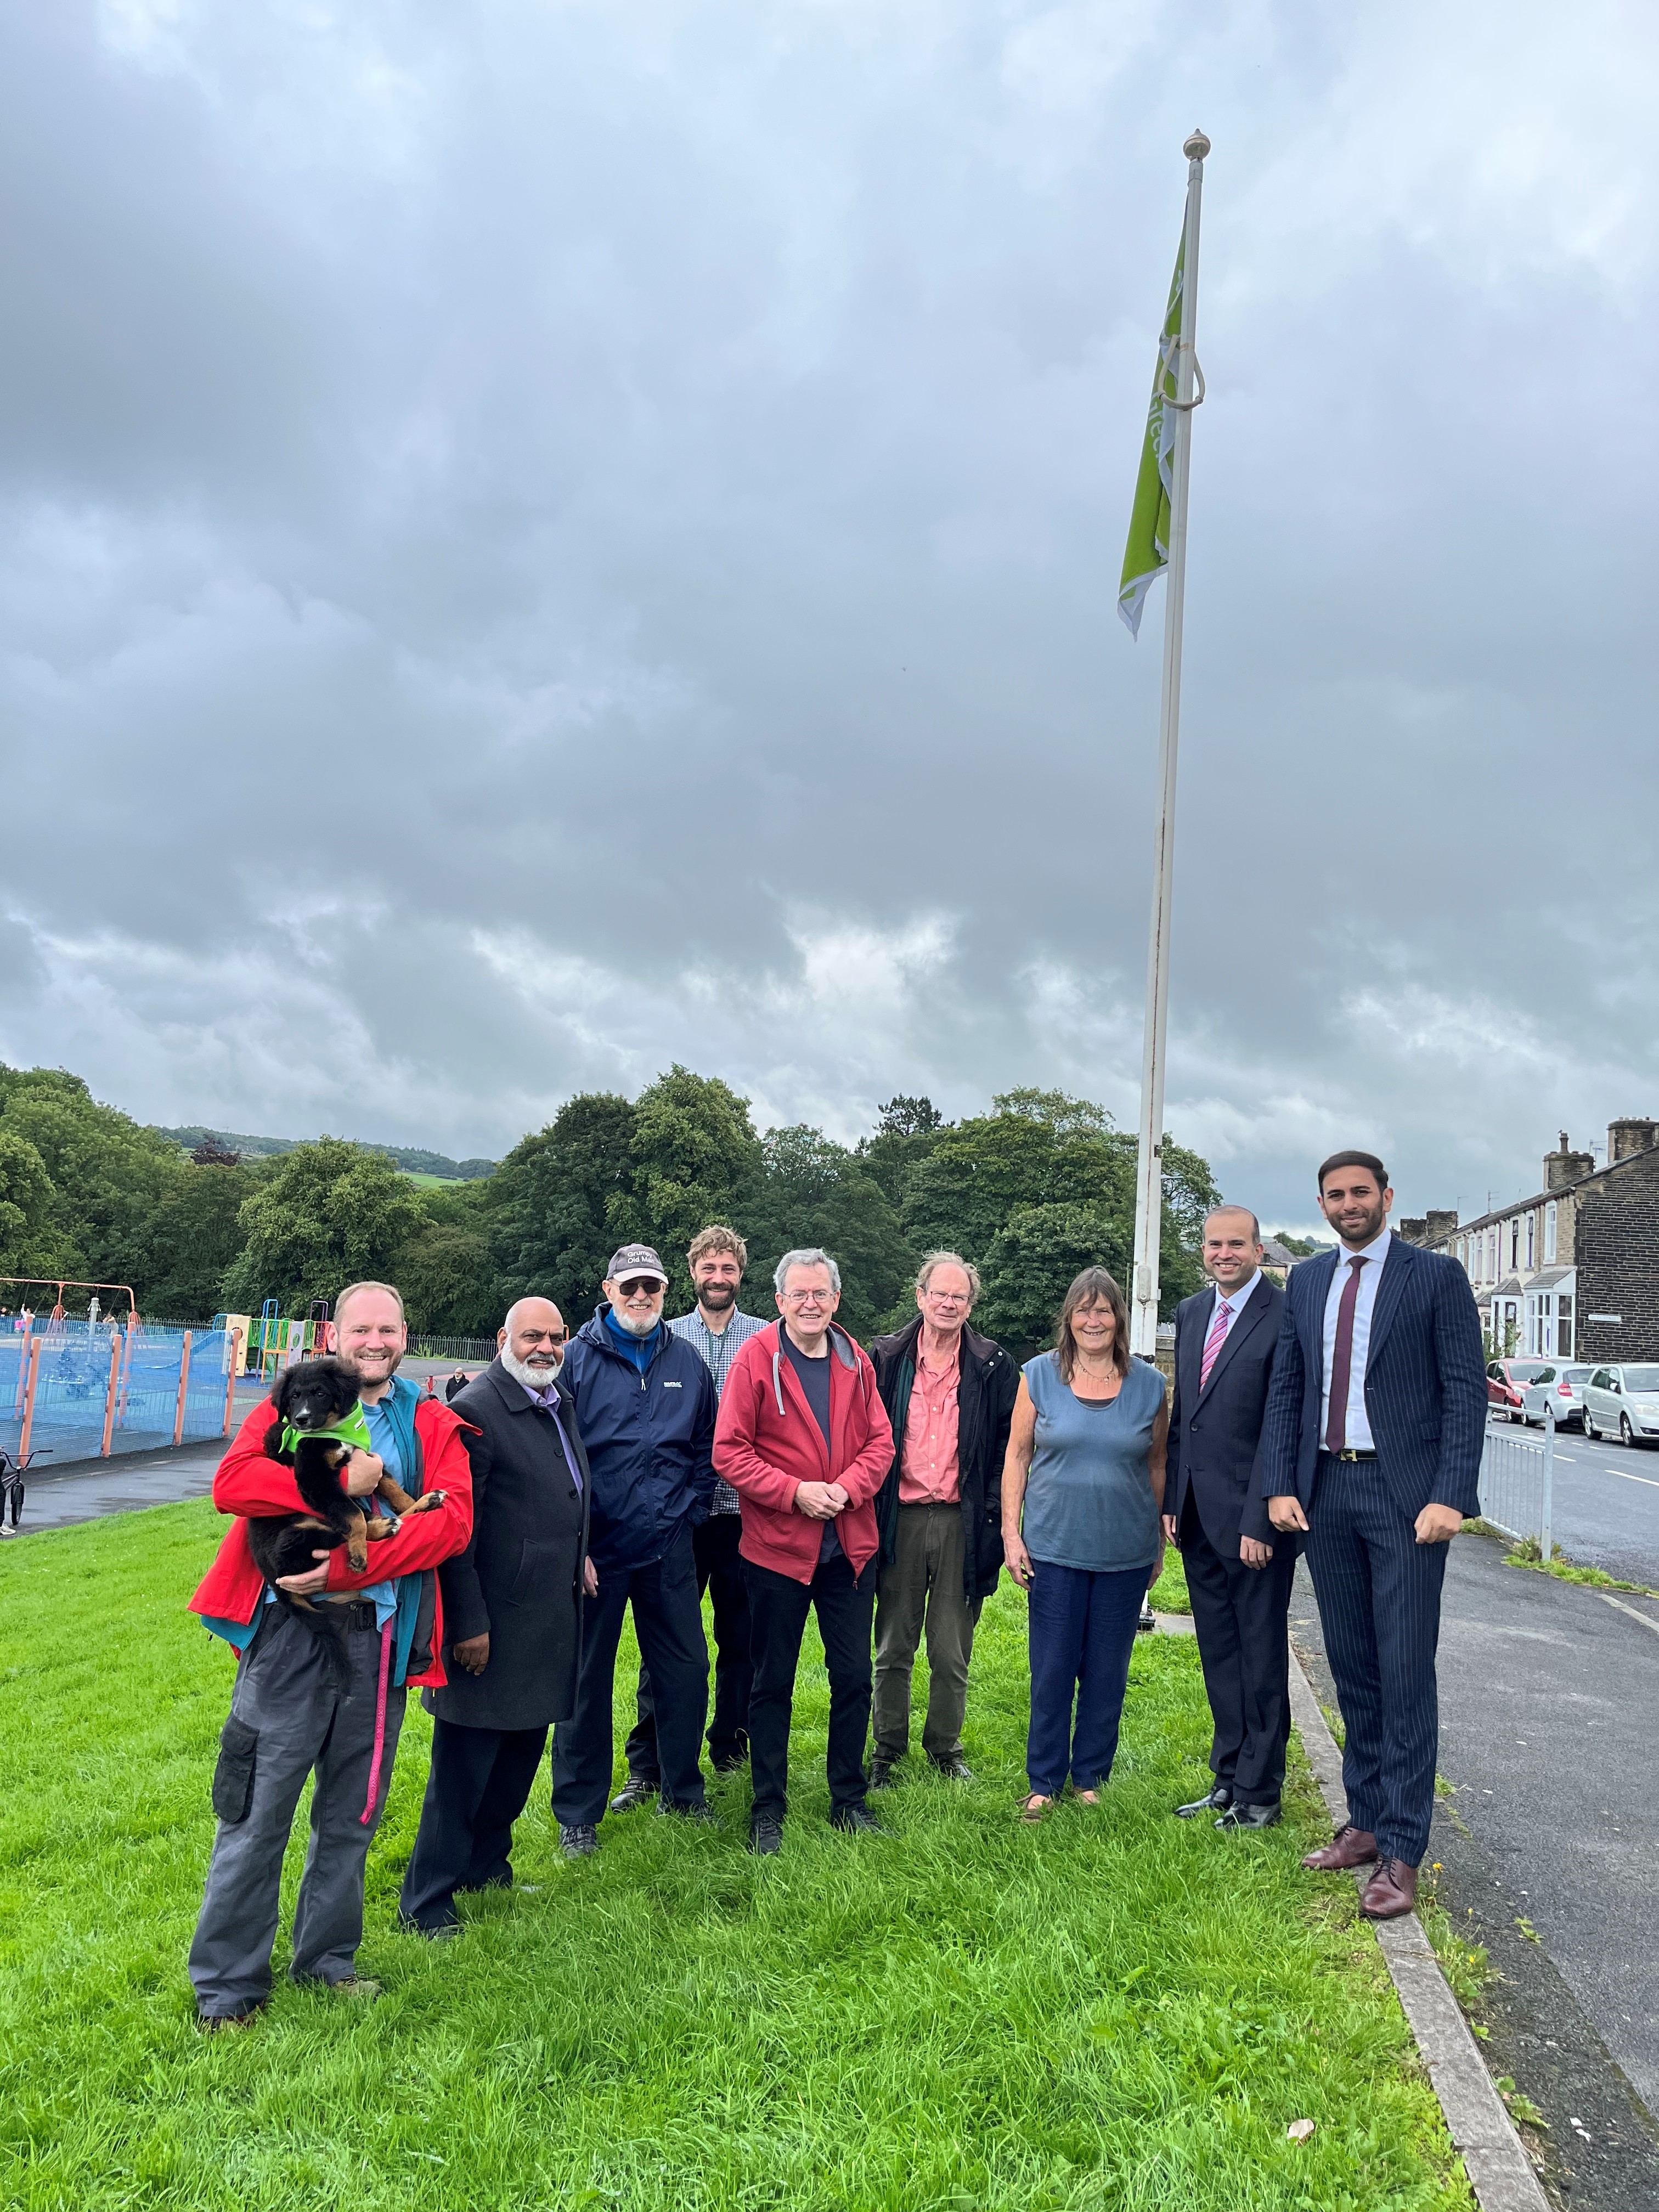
[713,1248,894,1855]
[187,1281,472,2028]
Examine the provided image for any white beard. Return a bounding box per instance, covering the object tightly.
[500,1347,562,1391]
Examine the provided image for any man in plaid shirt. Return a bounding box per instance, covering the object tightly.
[612,1226,768,1804]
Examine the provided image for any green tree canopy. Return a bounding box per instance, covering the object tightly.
[975,1202,1130,1363]
[0,1127,70,1281]
[0,1064,185,1293]
[487,1092,641,1322]
[629,1067,764,1307]
[747,1125,915,1342]
[856,1093,949,1213]
[220,1138,426,1314]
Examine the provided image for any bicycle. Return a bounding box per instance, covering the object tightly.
[0,1444,50,1535]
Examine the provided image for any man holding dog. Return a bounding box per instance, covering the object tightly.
[398,1296,595,1937]
[614,1226,769,1809]
[188,1280,473,2028]
[552,1244,718,1854]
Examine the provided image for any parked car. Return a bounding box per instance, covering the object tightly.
[1485,1358,1556,1420]
[1581,1363,1659,1446]
[1519,1364,1593,1430]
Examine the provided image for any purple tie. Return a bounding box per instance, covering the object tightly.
[1325,1256,1365,1455]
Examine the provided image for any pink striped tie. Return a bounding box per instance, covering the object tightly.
[1199,1301,1230,1390]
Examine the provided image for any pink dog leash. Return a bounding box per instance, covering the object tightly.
[360,1619,394,1825]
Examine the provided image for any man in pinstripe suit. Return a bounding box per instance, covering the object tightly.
[1258,1151,1486,1919]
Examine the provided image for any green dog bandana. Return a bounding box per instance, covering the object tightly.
[278,1399,375,1461]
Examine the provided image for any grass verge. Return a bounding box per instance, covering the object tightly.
[1462,1519,1659,1596]
[0,1499,1471,2211]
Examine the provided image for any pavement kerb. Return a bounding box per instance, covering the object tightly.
[1282,1645,1550,2212]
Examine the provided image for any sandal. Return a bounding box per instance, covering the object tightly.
[1019,1793,1053,1822]
[1073,1788,1101,1807]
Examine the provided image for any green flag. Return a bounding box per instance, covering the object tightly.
[1118,226,1186,638]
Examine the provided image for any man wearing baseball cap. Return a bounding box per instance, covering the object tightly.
[550,1244,718,1854]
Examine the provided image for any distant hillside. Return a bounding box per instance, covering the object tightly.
[154,1126,499,1182]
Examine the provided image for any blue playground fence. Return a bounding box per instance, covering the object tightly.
[0,1324,238,1471]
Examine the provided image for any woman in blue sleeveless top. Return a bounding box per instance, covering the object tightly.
[1000,1268,1168,1818]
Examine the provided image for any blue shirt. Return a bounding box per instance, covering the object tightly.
[605,1311,662,1374]
[1020,1353,1165,1574]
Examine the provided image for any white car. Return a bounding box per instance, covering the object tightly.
[1520,1364,1593,1430]
[1581,1363,1659,1446]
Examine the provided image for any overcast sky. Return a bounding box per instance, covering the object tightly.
[3,0,1656,1232]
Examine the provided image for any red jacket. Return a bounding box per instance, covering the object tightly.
[189,1394,475,1690]
[714,1322,894,1583]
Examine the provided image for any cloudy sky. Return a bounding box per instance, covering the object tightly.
[3,0,1656,1231]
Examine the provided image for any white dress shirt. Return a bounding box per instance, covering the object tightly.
[1319,1228,1392,1451]
[1207,1269,1263,1345]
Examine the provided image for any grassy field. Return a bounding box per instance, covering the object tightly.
[0,1502,1469,2212]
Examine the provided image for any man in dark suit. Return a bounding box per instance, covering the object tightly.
[398,1296,593,1937]
[1164,1206,1290,1831]
[1259,1150,1486,1919]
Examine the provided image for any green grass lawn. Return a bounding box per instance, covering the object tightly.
[0,1502,1469,2212]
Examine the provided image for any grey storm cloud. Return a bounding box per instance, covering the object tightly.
[2,0,1656,1232]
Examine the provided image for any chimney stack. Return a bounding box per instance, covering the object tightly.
[1607,1118,1659,1165]
[1425,1209,1459,1243]
[1397,1217,1428,1244]
[1546,1132,1595,1189]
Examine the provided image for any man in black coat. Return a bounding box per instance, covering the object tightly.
[867,1254,1019,1786]
[398,1297,592,1937]
[1164,1207,1291,1831]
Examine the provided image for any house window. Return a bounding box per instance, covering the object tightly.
[1526,1212,1536,1269]
[1544,1201,1557,1262]
[1509,1218,1520,1271]
[1558,1295,1573,1357]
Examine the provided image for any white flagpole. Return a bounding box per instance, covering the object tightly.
[1128,128,1210,1359]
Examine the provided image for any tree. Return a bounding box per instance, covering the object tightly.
[976,1203,1129,1362]
[488,1092,641,1321]
[900,1092,1135,1266]
[219,1138,426,1314]
[747,1126,916,1343]
[0,1064,185,1291]
[629,1067,764,1307]
[134,1158,272,1319]
[856,1093,949,1212]
[0,1128,70,1280]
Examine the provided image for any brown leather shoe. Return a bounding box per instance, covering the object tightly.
[1359,1857,1418,1919]
[1301,1823,1379,1872]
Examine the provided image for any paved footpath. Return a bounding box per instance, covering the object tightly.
[1294,1540,1659,2212]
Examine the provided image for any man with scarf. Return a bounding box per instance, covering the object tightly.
[398,1297,595,1935]
[188,1280,473,2028]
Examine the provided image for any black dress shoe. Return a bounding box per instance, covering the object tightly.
[1215,1800,1282,1831]
[1175,1784,1232,1819]
[829,1804,885,1836]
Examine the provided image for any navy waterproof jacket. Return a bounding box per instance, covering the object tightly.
[560,1308,718,1573]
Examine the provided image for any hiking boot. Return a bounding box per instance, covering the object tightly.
[930,1754,974,1784]
[328,1977,381,2004]
[656,1799,716,1824]
[558,1822,599,1859]
[610,1776,657,1814]
[868,1758,897,1791]
[748,1814,784,1857]
[196,2003,264,2034]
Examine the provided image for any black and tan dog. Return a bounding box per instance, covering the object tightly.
[247,1357,446,1602]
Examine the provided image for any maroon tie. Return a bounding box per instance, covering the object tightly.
[1324,1256,1366,1455]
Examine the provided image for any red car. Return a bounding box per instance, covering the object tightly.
[1485,1358,1555,1421]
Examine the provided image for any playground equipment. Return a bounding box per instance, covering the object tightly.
[213,1299,333,1380]
[1,1278,244,1514]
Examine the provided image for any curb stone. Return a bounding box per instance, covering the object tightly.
[1284,1650,1550,2212]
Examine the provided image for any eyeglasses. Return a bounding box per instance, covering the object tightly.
[616,1279,662,1299]
[780,1290,830,1306]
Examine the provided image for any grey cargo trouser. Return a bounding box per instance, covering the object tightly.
[189,1602,406,2018]
[872,1502,980,1763]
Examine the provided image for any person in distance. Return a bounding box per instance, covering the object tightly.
[1257,1151,1485,1919]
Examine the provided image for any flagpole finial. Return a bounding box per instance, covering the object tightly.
[1183,129,1211,161]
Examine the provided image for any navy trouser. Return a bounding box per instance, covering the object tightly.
[552,1525,709,1828]
[1180,1490,1294,1806]
[1025,1560,1145,1797]
[1304,1455,1448,1866]
[625,1513,752,1781]
[399,1719,548,1933]
[744,1551,876,1823]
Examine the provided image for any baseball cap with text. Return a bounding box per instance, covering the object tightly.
[606,1243,668,1285]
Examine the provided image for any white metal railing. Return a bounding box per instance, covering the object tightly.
[1477,1407,1554,1560]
